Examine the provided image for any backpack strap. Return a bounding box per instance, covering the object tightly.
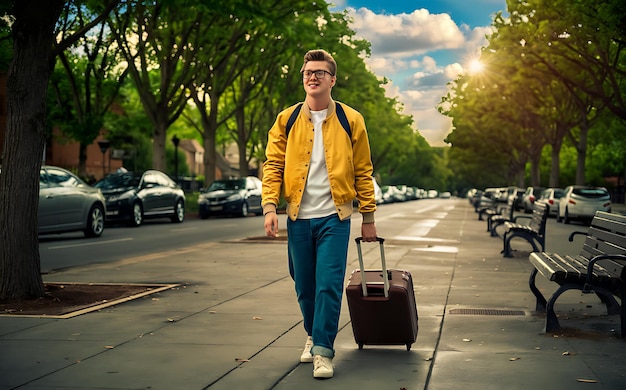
[335,102,352,139]
[285,103,303,138]
[285,102,352,139]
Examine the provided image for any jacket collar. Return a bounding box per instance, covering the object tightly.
[302,99,336,120]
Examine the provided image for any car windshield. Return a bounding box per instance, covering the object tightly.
[572,188,609,198]
[208,179,246,191]
[95,172,141,189]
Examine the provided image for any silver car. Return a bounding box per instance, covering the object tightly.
[557,185,611,224]
[39,165,106,237]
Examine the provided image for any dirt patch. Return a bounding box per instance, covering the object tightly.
[0,282,178,317]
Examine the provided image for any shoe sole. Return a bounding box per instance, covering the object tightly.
[300,355,314,363]
[313,370,333,379]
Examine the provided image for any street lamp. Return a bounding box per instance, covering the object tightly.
[97,139,111,177]
[171,135,180,182]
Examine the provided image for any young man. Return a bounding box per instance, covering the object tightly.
[262,49,377,379]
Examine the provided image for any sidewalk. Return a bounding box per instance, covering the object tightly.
[1,200,624,389]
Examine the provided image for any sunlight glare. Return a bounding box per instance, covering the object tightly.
[467,59,484,75]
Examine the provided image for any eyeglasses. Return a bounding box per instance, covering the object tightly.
[301,69,334,79]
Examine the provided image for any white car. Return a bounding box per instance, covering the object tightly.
[557,185,611,224]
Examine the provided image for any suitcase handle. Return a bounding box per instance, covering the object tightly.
[355,237,389,298]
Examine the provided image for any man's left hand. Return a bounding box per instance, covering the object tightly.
[361,223,377,242]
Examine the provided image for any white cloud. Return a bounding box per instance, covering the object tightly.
[343,7,493,146]
[348,8,465,57]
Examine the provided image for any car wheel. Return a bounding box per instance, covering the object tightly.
[128,201,143,227]
[240,201,249,217]
[171,199,184,223]
[84,204,105,238]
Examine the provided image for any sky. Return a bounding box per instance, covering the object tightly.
[330,0,508,146]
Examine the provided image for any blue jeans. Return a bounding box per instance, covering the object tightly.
[287,214,350,358]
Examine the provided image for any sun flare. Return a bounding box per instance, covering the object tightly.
[467,59,484,75]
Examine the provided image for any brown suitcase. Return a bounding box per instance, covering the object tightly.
[346,237,418,350]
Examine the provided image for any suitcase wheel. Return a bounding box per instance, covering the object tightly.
[406,343,411,351]
[358,342,364,350]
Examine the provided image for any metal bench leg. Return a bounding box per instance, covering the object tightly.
[502,231,512,257]
[490,221,501,237]
[545,283,581,333]
[588,287,621,315]
[529,268,547,311]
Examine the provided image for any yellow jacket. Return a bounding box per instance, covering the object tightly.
[262,100,376,222]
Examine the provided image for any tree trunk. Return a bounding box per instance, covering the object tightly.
[0,0,64,300]
[576,123,589,185]
[203,95,220,184]
[530,155,541,186]
[153,121,167,171]
[549,140,562,187]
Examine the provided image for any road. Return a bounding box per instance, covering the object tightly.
[39,198,590,273]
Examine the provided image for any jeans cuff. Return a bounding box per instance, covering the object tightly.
[311,345,334,358]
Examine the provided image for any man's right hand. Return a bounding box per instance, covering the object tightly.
[264,212,279,237]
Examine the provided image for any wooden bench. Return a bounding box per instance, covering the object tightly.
[528,211,626,335]
[487,203,516,236]
[502,202,548,257]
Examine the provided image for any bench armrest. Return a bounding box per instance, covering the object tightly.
[512,215,531,223]
[583,254,626,293]
[568,230,587,242]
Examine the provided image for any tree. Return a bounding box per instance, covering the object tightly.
[0,0,119,300]
[49,5,128,178]
[107,0,204,171]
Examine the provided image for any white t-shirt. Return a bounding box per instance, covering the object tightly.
[298,109,336,219]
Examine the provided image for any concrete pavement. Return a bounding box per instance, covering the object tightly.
[1,199,625,389]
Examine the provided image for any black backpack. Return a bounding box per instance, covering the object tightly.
[285,102,352,139]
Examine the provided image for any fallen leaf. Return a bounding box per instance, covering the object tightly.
[104,346,114,349]
[253,316,262,320]
[167,318,176,322]
[462,338,472,342]
[209,310,217,314]
[562,351,570,356]
[509,357,521,361]
[235,358,250,362]
[576,379,597,383]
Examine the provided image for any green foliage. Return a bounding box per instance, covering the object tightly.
[439,0,626,190]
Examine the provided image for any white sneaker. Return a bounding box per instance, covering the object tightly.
[313,355,334,378]
[300,336,313,363]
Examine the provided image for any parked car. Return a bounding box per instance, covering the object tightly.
[39,165,106,237]
[521,186,545,213]
[508,188,526,210]
[198,176,263,218]
[94,168,185,226]
[557,185,611,224]
[535,188,564,217]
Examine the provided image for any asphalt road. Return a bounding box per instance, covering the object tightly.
[38,198,590,274]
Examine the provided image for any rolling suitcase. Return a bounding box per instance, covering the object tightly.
[345,237,418,350]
